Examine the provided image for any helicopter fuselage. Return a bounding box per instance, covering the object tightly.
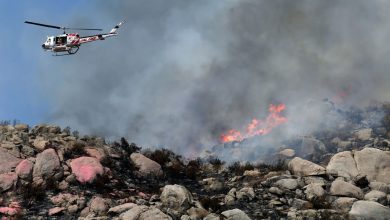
[41,32,118,54]
[42,33,79,51]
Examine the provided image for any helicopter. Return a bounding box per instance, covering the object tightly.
[25,20,124,55]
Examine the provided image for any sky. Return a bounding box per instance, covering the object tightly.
[1,1,390,157]
[0,1,112,125]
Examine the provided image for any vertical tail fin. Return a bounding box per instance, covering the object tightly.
[110,20,125,34]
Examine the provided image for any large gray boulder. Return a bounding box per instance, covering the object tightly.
[274,178,299,190]
[130,153,163,177]
[332,197,357,212]
[0,148,22,174]
[221,209,251,220]
[349,200,390,220]
[364,190,387,205]
[369,181,390,194]
[32,148,62,185]
[330,180,364,199]
[326,151,358,180]
[288,157,326,176]
[354,148,390,184]
[0,172,17,192]
[298,137,326,160]
[304,183,325,201]
[160,185,193,214]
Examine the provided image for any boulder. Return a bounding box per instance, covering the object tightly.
[221,209,251,220]
[364,190,387,205]
[354,148,390,184]
[326,151,358,180]
[288,157,326,176]
[48,207,65,216]
[236,187,255,201]
[89,197,108,215]
[354,128,372,141]
[120,205,172,220]
[274,178,298,190]
[349,200,390,220]
[369,181,390,193]
[269,187,284,195]
[130,153,163,177]
[243,170,261,177]
[338,141,352,149]
[332,197,357,212]
[0,172,17,192]
[330,180,364,199]
[50,193,80,207]
[32,137,52,151]
[120,205,148,219]
[291,199,313,210]
[70,157,104,184]
[204,213,220,220]
[0,142,20,157]
[304,183,325,201]
[139,207,172,220]
[202,177,224,191]
[0,148,22,174]
[108,203,137,214]
[186,207,209,219]
[0,202,22,217]
[225,188,237,205]
[298,137,326,160]
[32,148,62,184]
[84,147,106,162]
[160,184,193,214]
[15,159,33,179]
[279,148,295,157]
[303,176,327,186]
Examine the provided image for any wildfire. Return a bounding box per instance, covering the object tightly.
[219,103,288,143]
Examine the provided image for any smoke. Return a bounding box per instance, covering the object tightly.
[39,0,390,155]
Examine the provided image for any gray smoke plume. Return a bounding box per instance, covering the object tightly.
[38,0,390,156]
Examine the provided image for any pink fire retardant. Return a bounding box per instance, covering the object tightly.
[0,202,21,216]
[70,157,104,184]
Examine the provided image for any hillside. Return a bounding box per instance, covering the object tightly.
[0,104,390,219]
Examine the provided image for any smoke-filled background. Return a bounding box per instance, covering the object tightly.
[37,0,390,155]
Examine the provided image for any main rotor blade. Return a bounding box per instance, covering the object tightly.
[65,28,103,31]
[25,21,61,29]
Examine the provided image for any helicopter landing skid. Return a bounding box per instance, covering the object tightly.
[52,53,73,56]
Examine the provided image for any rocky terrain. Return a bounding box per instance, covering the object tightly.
[1,104,390,219]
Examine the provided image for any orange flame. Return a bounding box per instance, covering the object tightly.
[220,103,288,143]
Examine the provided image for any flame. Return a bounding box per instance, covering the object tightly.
[220,103,288,143]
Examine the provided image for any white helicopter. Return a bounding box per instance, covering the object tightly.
[25,20,124,55]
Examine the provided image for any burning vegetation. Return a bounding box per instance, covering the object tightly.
[220,103,288,143]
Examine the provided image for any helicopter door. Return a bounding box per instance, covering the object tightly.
[55,36,67,45]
